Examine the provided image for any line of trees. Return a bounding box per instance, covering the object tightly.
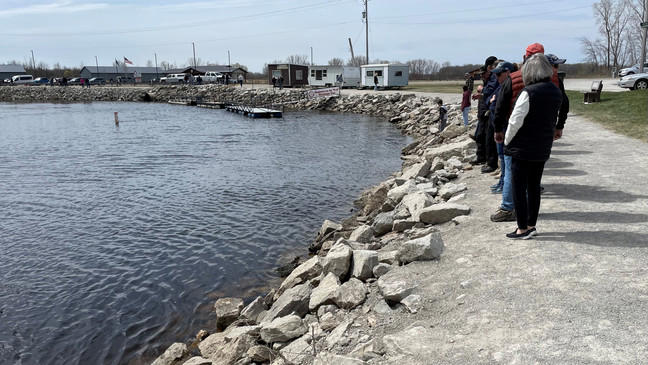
[581,0,647,70]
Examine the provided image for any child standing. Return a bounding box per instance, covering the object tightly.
[461,85,471,127]
[437,99,448,131]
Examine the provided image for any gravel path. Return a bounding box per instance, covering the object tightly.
[375,114,648,364]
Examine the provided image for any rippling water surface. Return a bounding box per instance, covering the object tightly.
[0,102,409,365]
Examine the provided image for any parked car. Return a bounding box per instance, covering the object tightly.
[11,75,34,85]
[203,71,223,83]
[115,76,135,84]
[618,62,648,77]
[617,72,648,90]
[68,77,82,85]
[160,73,187,83]
[89,77,106,85]
[32,77,49,85]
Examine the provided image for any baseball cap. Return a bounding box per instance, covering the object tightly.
[484,56,498,67]
[525,43,545,58]
[492,61,514,74]
[545,54,566,65]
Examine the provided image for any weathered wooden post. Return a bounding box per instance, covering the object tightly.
[114,112,119,126]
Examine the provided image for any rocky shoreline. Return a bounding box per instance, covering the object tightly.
[2,85,477,365]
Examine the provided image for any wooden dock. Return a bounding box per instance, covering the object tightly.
[196,101,228,109]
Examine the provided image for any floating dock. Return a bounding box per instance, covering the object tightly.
[225,105,283,118]
[168,99,283,118]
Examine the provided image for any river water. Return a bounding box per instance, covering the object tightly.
[0,102,409,365]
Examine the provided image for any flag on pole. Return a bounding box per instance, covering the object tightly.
[123,57,133,65]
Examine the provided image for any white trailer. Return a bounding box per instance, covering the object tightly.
[360,64,409,88]
[308,65,361,88]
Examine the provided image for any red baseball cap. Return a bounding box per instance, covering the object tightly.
[525,43,545,58]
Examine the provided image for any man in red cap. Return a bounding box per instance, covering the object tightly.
[489,42,568,222]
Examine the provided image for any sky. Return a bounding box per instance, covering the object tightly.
[0,0,600,72]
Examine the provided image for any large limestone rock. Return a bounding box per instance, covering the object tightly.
[351,250,378,280]
[309,272,341,311]
[386,180,417,204]
[198,332,255,364]
[372,263,392,278]
[399,191,434,221]
[262,282,312,322]
[396,232,444,264]
[182,357,212,365]
[372,211,396,236]
[279,336,311,364]
[382,326,437,359]
[240,296,266,323]
[399,160,431,181]
[247,346,272,363]
[318,219,342,237]
[334,278,367,309]
[418,203,471,224]
[314,352,368,365]
[260,315,307,343]
[277,256,322,297]
[424,139,475,161]
[152,342,188,365]
[349,225,374,243]
[437,182,467,200]
[213,298,244,329]
[322,241,353,278]
[377,270,416,303]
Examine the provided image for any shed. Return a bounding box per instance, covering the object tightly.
[0,64,27,82]
[80,66,162,82]
[360,64,409,88]
[308,65,360,88]
[267,64,309,88]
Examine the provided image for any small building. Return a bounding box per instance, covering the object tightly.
[360,64,409,88]
[267,64,309,88]
[0,64,26,82]
[308,65,360,88]
[80,66,162,82]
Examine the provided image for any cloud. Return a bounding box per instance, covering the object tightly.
[0,0,108,18]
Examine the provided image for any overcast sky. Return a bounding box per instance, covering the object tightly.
[0,0,599,72]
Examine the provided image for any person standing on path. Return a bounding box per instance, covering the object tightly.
[238,74,244,87]
[464,72,474,93]
[503,53,562,239]
[461,85,471,127]
[373,74,379,91]
[278,76,284,90]
[479,56,500,174]
[488,61,515,193]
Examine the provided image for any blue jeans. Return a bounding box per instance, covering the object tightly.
[501,154,514,211]
[495,143,505,188]
[462,107,470,126]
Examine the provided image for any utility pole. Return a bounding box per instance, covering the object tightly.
[30,50,35,69]
[192,42,197,68]
[310,46,313,65]
[641,0,647,76]
[154,52,159,80]
[363,0,369,64]
[95,56,99,74]
[348,38,355,61]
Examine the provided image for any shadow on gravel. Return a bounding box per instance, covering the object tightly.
[545,160,575,169]
[543,169,588,177]
[550,150,593,155]
[542,183,648,203]
[536,230,648,248]
[540,211,648,224]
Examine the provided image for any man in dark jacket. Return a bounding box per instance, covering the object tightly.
[480,56,500,173]
[472,56,498,170]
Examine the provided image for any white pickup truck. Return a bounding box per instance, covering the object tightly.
[202,71,222,83]
[160,73,187,83]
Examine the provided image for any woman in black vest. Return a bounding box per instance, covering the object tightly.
[503,53,562,239]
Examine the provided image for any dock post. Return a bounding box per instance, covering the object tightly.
[114,112,119,126]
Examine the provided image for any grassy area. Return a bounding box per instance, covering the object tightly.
[565,90,648,142]
[403,80,464,94]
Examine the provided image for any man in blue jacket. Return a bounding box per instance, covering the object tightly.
[478,56,500,173]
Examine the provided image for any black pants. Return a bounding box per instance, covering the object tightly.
[475,113,487,162]
[510,157,546,230]
[484,118,498,169]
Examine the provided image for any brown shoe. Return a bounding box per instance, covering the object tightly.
[490,208,516,222]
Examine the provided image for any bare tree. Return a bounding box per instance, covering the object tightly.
[285,54,309,65]
[593,0,632,69]
[581,37,606,65]
[328,57,344,66]
[407,59,441,79]
[346,56,367,67]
